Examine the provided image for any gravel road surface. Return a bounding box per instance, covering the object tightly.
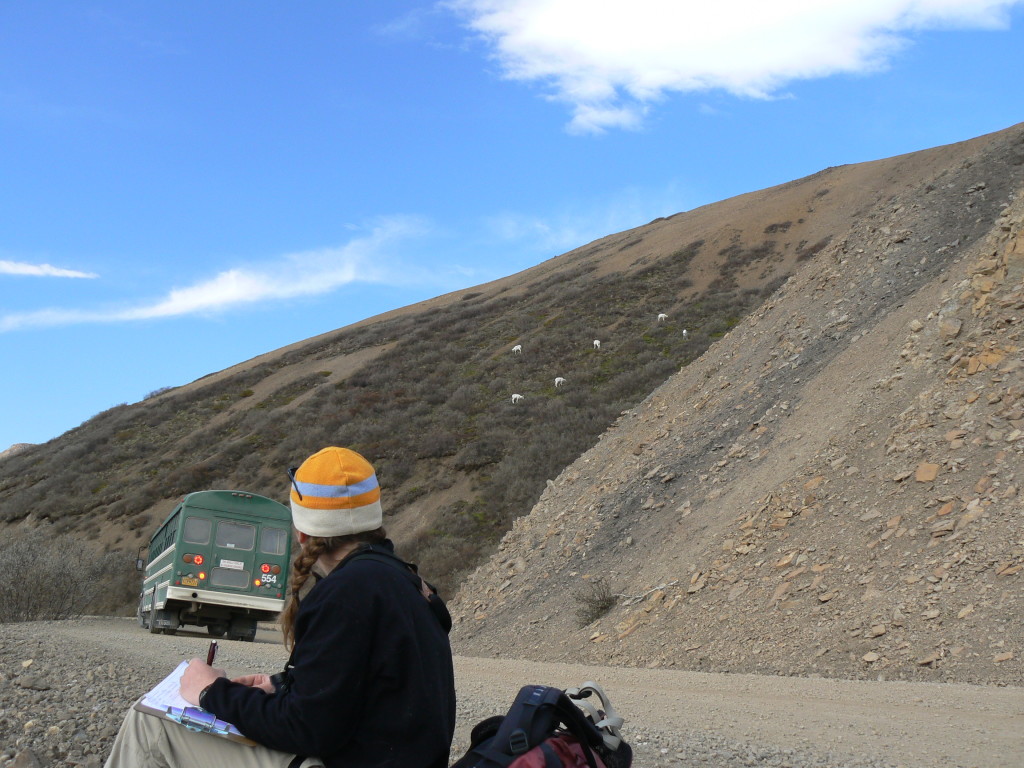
[1,618,1020,767]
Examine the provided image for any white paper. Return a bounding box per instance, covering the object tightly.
[140,660,192,711]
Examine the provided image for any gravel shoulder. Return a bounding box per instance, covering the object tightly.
[2,618,1021,768]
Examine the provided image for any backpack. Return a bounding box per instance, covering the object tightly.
[451,681,632,768]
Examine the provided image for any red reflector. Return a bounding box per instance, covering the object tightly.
[261,563,270,574]
[193,554,204,565]
[183,554,194,564]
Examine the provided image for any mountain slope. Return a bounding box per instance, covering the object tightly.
[448,124,1024,685]
[2,123,1022,607]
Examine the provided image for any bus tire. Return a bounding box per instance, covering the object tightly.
[148,613,160,634]
[228,617,257,642]
[207,624,227,638]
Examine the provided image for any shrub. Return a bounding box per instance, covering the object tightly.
[414,431,460,459]
[0,529,140,622]
[572,578,616,626]
[796,236,833,262]
[453,438,505,471]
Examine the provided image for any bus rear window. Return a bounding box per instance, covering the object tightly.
[183,517,212,545]
[260,527,288,556]
[216,521,255,550]
[211,567,251,589]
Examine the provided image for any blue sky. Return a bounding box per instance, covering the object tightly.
[2,1,1023,450]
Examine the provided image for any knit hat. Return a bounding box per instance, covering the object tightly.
[289,447,383,537]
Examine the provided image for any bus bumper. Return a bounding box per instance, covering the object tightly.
[166,586,284,613]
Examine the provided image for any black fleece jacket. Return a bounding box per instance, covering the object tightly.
[202,542,456,768]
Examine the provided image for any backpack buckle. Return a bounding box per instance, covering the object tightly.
[508,729,530,755]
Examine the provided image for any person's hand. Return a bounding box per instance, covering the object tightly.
[180,659,227,705]
[232,673,275,693]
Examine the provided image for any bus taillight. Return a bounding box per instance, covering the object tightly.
[260,563,271,574]
[198,571,207,580]
[193,554,204,565]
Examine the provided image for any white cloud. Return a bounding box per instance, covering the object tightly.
[447,0,1023,132]
[0,260,98,279]
[0,216,430,332]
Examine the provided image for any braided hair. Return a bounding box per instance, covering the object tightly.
[280,527,387,650]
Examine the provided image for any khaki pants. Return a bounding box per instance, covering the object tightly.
[104,706,323,768]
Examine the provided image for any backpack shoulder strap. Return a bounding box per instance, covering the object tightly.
[343,549,416,577]
[565,682,624,750]
[492,686,563,757]
[342,549,453,633]
[551,693,604,768]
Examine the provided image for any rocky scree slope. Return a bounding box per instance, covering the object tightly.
[449,126,1024,686]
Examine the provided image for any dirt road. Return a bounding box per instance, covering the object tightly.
[2,618,1021,767]
[454,655,1023,768]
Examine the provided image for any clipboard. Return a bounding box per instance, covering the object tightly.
[134,661,257,746]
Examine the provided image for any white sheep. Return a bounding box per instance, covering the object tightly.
[657,313,668,322]
[554,377,566,388]
[682,329,688,339]
[511,393,524,404]
[593,339,601,350]
[512,344,522,355]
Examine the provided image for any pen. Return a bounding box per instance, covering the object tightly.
[206,640,218,666]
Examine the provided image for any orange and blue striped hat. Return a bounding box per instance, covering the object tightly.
[289,447,383,537]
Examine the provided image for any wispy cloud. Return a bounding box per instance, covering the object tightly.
[482,181,693,256]
[447,0,1023,133]
[0,260,98,279]
[0,216,431,332]
[374,8,438,40]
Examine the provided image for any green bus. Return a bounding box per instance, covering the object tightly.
[138,490,292,641]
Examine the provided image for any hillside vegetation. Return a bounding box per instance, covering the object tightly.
[2,123,1022,609]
